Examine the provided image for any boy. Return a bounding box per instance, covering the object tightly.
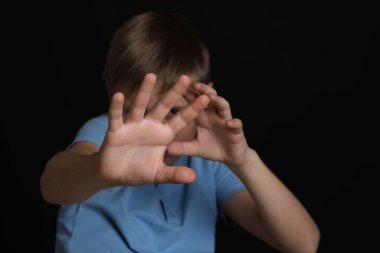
[41,11,320,253]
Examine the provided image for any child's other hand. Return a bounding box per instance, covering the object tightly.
[98,73,209,186]
[168,82,251,170]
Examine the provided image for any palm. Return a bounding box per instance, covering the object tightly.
[197,105,248,164]
[101,120,176,185]
[98,74,209,186]
[168,92,249,168]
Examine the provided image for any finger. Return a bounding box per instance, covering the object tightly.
[154,166,196,184]
[184,91,197,104]
[208,93,232,119]
[225,118,244,134]
[193,82,217,95]
[167,140,199,156]
[108,92,124,132]
[126,73,157,121]
[148,75,191,121]
[167,94,209,133]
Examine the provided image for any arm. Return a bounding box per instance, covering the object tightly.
[40,73,209,205]
[167,83,320,253]
[224,151,320,253]
[40,141,105,204]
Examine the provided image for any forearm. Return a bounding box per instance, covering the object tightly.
[232,149,320,253]
[40,151,108,205]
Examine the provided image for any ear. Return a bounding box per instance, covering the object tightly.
[207,81,214,88]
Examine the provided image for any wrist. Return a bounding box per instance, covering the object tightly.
[228,148,263,177]
[90,152,117,190]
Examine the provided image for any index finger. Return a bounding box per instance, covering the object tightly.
[167,94,209,133]
[147,75,191,122]
[126,73,157,122]
[108,92,124,132]
[193,82,217,95]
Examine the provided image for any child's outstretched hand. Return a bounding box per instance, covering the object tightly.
[98,73,209,186]
[167,82,251,171]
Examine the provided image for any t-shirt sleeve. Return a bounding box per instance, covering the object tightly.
[214,162,245,210]
[67,114,108,148]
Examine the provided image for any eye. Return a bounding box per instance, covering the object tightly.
[123,107,130,114]
[169,107,180,115]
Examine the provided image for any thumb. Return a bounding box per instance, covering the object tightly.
[154,166,196,184]
[167,140,199,156]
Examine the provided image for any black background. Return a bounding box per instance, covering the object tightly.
[3,1,378,252]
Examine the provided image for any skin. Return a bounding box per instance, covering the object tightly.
[97,74,207,186]
[41,73,320,253]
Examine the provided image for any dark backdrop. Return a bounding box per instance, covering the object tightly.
[4,1,378,252]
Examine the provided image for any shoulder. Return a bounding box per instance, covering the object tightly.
[177,156,231,177]
[176,156,226,169]
[189,156,227,170]
[78,113,108,134]
[70,113,108,147]
[82,113,108,127]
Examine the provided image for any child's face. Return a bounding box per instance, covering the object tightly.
[120,87,197,165]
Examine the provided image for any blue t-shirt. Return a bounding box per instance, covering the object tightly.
[55,114,245,253]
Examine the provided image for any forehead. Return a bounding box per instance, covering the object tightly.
[146,88,189,108]
[120,83,191,109]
